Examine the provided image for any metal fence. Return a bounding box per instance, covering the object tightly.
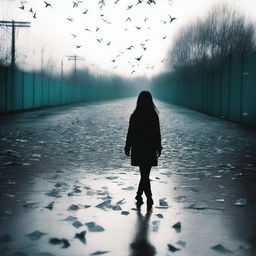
[151,50,256,127]
[0,66,133,113]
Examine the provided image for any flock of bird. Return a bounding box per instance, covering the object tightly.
[18,0,176,76]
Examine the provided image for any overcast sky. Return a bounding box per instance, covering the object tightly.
[0,0,255,77]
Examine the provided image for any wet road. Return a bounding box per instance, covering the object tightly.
[0,97,256,256]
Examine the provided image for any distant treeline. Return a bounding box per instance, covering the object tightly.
[169,2,256,75]
[151,3,256,127]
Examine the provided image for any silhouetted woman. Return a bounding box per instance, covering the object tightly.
[124,91,162,209]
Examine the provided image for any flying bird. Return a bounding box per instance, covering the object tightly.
[29,8,33,13]
[169,15,177,23]
[135,26,142,30]
[75,45,82,48]
[33,12,37,19]
[142,47,146,51]
[131,70,135,75]
[83,9,88,14]
[135,0,143,5]
[73,1,79,8]
[163,35,167,39]
[44,1,52,8]
[19,5,25,10]
[107,41,111,46]
[126,17,131,22]
[114,0,120,3]
[161,20,167,24]
[96,27,100,32]
[135,55,143,61]
[67,17,73,22]
[144,17,148,22]
[111,59,116,63]
[147,0,156,4]
[127,45,134,50]
[127,5,133,10]
[71,34,77,38]
[84,28,91,31]
[97,38,103,43]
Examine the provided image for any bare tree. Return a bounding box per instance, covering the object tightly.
[169,2,256,74]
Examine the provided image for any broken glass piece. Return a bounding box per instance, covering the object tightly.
[24,201,39,208]
[63,216,77,221]
[106,176,118,180]
[96,200,111,209]
[121,211,129,215]
[75,231,86,244]
[189,177,201,181]
[46,189,61,198]
[122,186,135,190]
[168,244,181,252]
[211,244,233,253]
[62,238,70,248]
[159,198,168,206]
[68,204,79,211]
[73,186,82,193]
[54,182,67,188]
[85,222,105,232]
[16,139,27,143]
[98,196,112,201]
[172,222,181,232]
[176,240,186,248]
[90,251,110,255]
[49,238,70,248]
[112,205,122,211]
[155,206,169,209]
[234,198,248,206]
[156,214,163,218]
[174,196,187,202]
[27,231,46,241]
[45,201,54,210]
[3,193,15,198]
[32,154,41,158]
[72,221,83,228]
[49,238,62,245]
[78,204,91,209]
[116,199,125,204]
[152,221,160,232]
[22,162,31,166]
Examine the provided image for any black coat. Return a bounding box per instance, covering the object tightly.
[125,112,162,166]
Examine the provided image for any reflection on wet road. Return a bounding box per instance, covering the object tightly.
[0,98,256,256]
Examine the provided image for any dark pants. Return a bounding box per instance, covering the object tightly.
[136,165,152,198]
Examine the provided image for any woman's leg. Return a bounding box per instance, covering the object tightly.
[136,165,152,199]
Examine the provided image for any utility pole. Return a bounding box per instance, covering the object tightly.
[0,20,30,111]
[0,20,31,67]
[66,55,85,84]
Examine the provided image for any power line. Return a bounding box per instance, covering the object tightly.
[0,20,31,67]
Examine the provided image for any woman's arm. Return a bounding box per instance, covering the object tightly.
[124,115,134,155]
[155,115,163,154]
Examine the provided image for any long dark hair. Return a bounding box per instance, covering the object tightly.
[133,91,159,116]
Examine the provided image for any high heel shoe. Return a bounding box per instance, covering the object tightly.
[135,195,144,206]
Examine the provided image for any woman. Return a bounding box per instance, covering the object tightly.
[124,91,162,209]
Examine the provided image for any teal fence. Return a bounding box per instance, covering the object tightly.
[151,50,256,127]
[0,67,135,113]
